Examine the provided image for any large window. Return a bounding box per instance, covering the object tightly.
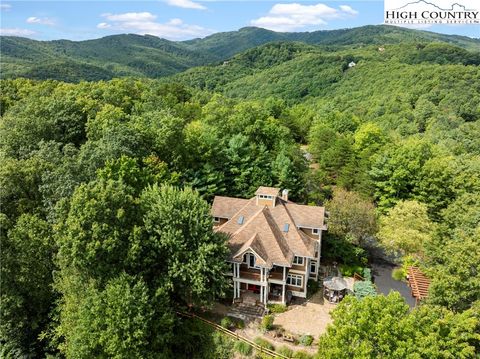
[243,253,257,268]
[310,260,317,274]
[287,274,303,287]
[293,256,304,265]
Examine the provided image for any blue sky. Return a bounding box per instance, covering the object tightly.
[0,0,478,41]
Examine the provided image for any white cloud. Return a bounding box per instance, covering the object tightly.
[339,5,358,15]
[98,12,212,40]
[165,0,206,10]
[0,3,11,10]
[251,2,358,32]
[97,22,111,29]
[26,16,55,26]
[102,12,157,22]
[0,27,36,36]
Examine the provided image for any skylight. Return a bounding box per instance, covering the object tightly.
[237,216,245,225]
[283,223,290,233]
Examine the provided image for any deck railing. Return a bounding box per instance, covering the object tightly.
[176,311,290,359]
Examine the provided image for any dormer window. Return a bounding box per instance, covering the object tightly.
[259,194,273,200]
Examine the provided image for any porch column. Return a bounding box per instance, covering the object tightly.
[304,260,309,294]
[233,280,236,299]
[282,284,286,304]
[260,285,264,304]
[236,263,240,278]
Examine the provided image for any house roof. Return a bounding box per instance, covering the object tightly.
[255,186,280,196]
[213,187,325,268]
[212,196,249,219]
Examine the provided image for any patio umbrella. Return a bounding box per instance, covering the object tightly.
[323,277,348,291]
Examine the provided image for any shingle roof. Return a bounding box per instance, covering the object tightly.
[212,196,249,219]
[213,187,325,268]
[286,203,325,228]
[255,186,280,196]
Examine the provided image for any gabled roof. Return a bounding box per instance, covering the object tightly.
[285,203,325,229]
[213,187,325,268]
[255,186,280,196]
[212,196,249,219]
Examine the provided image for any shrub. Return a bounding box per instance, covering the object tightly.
[212,332,235,359]
[353,280,377,299]
[277,345,294,358]
[363,267,372,281]
[298,334,313,346]
[236,318,245,329]
[392,268,405,281]
[267,304,287,313]
[293,350,314,359]
[254,337,275,351]
[260,314,274,332]
[235,341,252,356]
[322,234,368,266]
[339,264,364,277]
[220,316,234,329]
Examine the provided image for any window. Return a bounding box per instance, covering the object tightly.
[293,256,304,265]
[243,253,256,268]
[312,228,319,235]
[213,217,220,223]
[249,254,255,268]
[286,274,303,287]
[310,260,317,274]
[259,194,273,200]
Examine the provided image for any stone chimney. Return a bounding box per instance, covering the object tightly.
[282,189,289,202]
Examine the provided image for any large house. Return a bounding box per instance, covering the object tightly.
[212,186,327,305]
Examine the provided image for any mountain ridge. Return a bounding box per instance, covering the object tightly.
[1,25,479,82]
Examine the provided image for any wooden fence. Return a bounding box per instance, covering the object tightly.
[176,311,290,359]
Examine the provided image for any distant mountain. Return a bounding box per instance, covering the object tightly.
[1,25,479,82]
[171,40,480,103]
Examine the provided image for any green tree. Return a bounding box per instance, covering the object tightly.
[318,292,479,358]
[377,200,436,258]
[325,188,377,245]
[426,230,480,312]
[55,180,228,356]
[0,214,55,357]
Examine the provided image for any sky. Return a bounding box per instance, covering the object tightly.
[0,0,479,41]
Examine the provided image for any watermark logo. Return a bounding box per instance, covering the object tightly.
[384,0,480,25]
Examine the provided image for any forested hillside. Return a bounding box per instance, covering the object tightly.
[1,25,480,358]
[1,25,479,82]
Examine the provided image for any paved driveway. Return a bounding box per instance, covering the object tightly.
[372,263,416,308]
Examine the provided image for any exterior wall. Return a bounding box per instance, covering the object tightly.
[291,262,306,272]
[256,197,276,207]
